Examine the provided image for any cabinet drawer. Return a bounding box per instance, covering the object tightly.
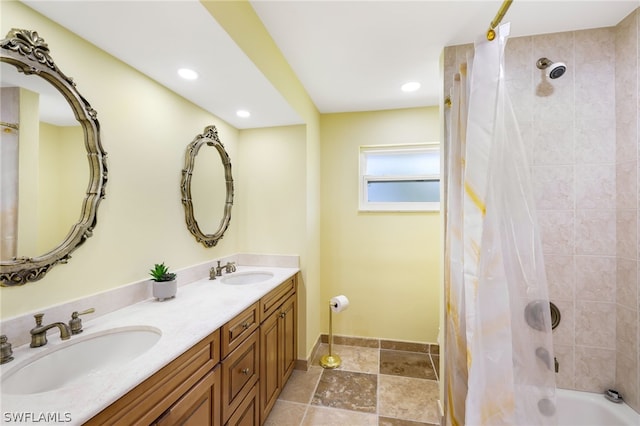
[222,302,259,358]
[222,330,259,423]
[259,276,296,323]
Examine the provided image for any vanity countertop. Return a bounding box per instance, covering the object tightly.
[0,265,299,425]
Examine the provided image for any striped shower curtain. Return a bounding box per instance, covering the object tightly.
[443,24,557,425]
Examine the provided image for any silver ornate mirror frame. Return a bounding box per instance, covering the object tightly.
[181,125,233,247]
[0,29,108,286]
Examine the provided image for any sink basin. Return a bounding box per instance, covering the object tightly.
[1,326,161,395]
[220,271,274,285]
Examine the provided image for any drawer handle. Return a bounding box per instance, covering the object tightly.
[241,322,250,329]
[241,368,250,375]
[279,312,286,318]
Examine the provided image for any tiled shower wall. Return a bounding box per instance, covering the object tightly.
[443,7,639,413]
[615,8,639,413]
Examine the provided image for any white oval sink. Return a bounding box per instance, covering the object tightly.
[1,326,161,395]
[220,271,274,285]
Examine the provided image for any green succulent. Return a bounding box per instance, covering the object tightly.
[149,262,176,282]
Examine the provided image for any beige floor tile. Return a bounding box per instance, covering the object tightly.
[276,342,442,425]
[264,400,307,426]
[279,366,323,403]
[380,350,436,380]
[378,375,440,424]
[312,369,377,413]
[302,406,377,426]
[312,343,379,374]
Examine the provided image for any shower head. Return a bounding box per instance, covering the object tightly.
[536,57,567,79]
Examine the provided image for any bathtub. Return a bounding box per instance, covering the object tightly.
[557,388,640,426]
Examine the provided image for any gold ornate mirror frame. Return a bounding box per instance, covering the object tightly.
[181,125,233,247]
[0,29,108,286]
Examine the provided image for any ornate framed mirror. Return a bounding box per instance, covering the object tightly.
[181,125,233,247]
[0,29,108,286]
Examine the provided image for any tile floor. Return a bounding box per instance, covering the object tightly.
[264,340,441,425]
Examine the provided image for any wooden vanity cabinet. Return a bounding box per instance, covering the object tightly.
[259,277,297,423]
[86,274,298,426]
[86,329,221,426]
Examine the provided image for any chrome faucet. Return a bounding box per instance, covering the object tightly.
[30,313,71,348]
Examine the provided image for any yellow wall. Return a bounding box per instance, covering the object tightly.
[38,123,85,254]
[237,125,307,254]
[16,87,39,256]
[320,107,441,343]
[1,2,242,318]
[203,1,323,360]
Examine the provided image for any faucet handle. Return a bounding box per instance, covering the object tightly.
[69,308,95,335]
[34,313,45,326]
[0,335,14,364]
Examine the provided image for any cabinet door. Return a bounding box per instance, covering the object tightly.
[225,384,259,426]
[259,310,280,421]
[280,295,297,385]
[154,366,221,426]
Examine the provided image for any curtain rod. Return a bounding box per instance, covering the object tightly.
[1,121,19,131]
[487,0,513,41]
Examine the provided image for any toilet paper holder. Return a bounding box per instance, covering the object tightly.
[320,295,349,369]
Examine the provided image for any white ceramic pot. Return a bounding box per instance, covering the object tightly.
[152,279,177,301]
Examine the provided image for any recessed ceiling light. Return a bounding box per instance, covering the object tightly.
[178,68,198,80]
[401,82,421,92]
[236,110,251,118]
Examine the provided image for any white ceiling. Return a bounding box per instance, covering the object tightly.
[19,0,640,129]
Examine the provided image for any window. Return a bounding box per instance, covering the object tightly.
[359,143,440,212]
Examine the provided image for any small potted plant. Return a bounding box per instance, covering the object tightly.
[149,262,177,301]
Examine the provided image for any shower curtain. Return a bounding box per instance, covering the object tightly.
[444,24,557,425]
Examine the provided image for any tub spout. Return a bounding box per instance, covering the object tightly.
[604,389,623,403]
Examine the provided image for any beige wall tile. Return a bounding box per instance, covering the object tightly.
[532,165,574,210]
[538,210,575,255]
[575,164,616,209]
[575,300,616,348]
[545,255,575,302]
[575,256,616,302]
[616,258,638,309]
[554,344,575,389]
[575,209,616,255]
[575,346,616,392]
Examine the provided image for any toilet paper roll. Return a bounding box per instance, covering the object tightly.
[330,295,349,313]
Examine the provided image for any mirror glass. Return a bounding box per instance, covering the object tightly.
[181,125,233,247]
[0,28,107,286]
[191,143,227,233]
[1,62,88,261]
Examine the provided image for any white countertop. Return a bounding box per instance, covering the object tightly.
[0,265,298,425]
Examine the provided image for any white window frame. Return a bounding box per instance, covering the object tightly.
[359,143,440,212]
